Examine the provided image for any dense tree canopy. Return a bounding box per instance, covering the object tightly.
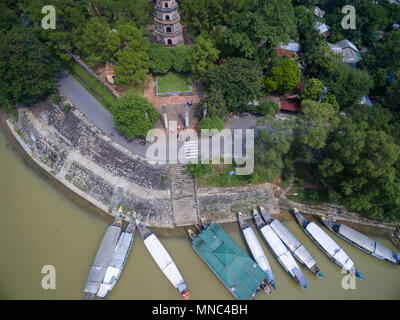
[190,35,220,76]
[265,59,301,95]
[323,63,373,108]
[111,93,159,139]
[202,58,264,109]
[0,26,61,106]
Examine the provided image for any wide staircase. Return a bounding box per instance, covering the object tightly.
[168,164,199,227]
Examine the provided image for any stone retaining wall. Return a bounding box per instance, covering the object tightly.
[6,103,175,228]
[197,183,277,221]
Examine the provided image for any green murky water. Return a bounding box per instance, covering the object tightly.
[0,127,399,300]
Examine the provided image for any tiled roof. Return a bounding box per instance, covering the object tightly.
[280,99,301,112]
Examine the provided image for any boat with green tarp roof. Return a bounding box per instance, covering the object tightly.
[188,219,268,300]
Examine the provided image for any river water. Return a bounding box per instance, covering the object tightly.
[0,127,399,300]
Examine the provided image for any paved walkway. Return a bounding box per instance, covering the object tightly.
[57,73,149,159]
[57,72,266,164]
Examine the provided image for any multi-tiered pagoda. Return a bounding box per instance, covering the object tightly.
[154,0,184,46]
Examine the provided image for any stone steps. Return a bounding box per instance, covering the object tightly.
[168,164,199,227]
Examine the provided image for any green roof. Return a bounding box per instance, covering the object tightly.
[192,223,267,300]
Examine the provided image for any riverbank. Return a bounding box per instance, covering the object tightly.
[1,102,399,234]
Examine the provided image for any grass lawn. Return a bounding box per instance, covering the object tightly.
[197,163,273,188]
[69,63,116,110]
[157,72,191,94]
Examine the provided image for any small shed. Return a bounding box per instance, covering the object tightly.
[105,62,116,84]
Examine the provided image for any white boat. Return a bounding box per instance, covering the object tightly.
[259,206,324,279]
[253,209,309,289]
[237,212,276,293]
[84,207,123,300]
[96,212,136,299]
[292,208,364,280]
[135,215,190,299]
[321,217,400,265]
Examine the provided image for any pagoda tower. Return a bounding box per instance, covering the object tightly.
[154,0,184,46]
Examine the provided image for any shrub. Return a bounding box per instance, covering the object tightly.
[256,101,280,116]
[186,162,212,179]
[199,117,224,134]
[62,103,72,112]
[51,94,62,105]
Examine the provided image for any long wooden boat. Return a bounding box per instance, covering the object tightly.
[237,212,276,293]
[135,215,190,300]
[84,206,124,300]
[188,218,268,300]
[292,208,363,280]
[321,217,400,265]
[96,212,136,299]
[259,206,324,279]
[252,209,309,289]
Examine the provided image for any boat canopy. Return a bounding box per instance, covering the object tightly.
[96,231,135,298]
[192,223,266,300]
[270,220,316,269]
[84,225,121,295]
[339,225,375,253]
[144,234,187,292]
[242,228,274,282]
[374,242,398,264]
[260,225,307,286]
[307,222,354,271]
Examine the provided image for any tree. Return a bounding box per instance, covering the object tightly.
[255,101,280,116]
[111,93,159,139]
[115,47,150,85]
[323,62,373,108]
[203,58,264,109]
[114,25,150,84]
[256,118,295,181]
[223,0,297,61]
[190,35,220,76]
[301,78,325,101]
[199,89,228,119]
[316,102,400,221]
[172,45,193,73]
[79,17,110,67]
[294,100,338,161]
[265,59,300,95]
[149,43,175,74]
[179,0,251,37]
[0,26,61,106]
[199,117,224,133]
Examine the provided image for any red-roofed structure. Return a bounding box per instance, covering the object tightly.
[276,48,296,57]
[280,99,301,112]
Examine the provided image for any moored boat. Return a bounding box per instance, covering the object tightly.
[84,206,124,300]
[259,206,324,279]
[252,209,309,290]
[135,215,190,300]
[321,217,400,265]
[237,212,276,293]
[188,218,268,300]
[292,208,363,280]
[96,211,136,299]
